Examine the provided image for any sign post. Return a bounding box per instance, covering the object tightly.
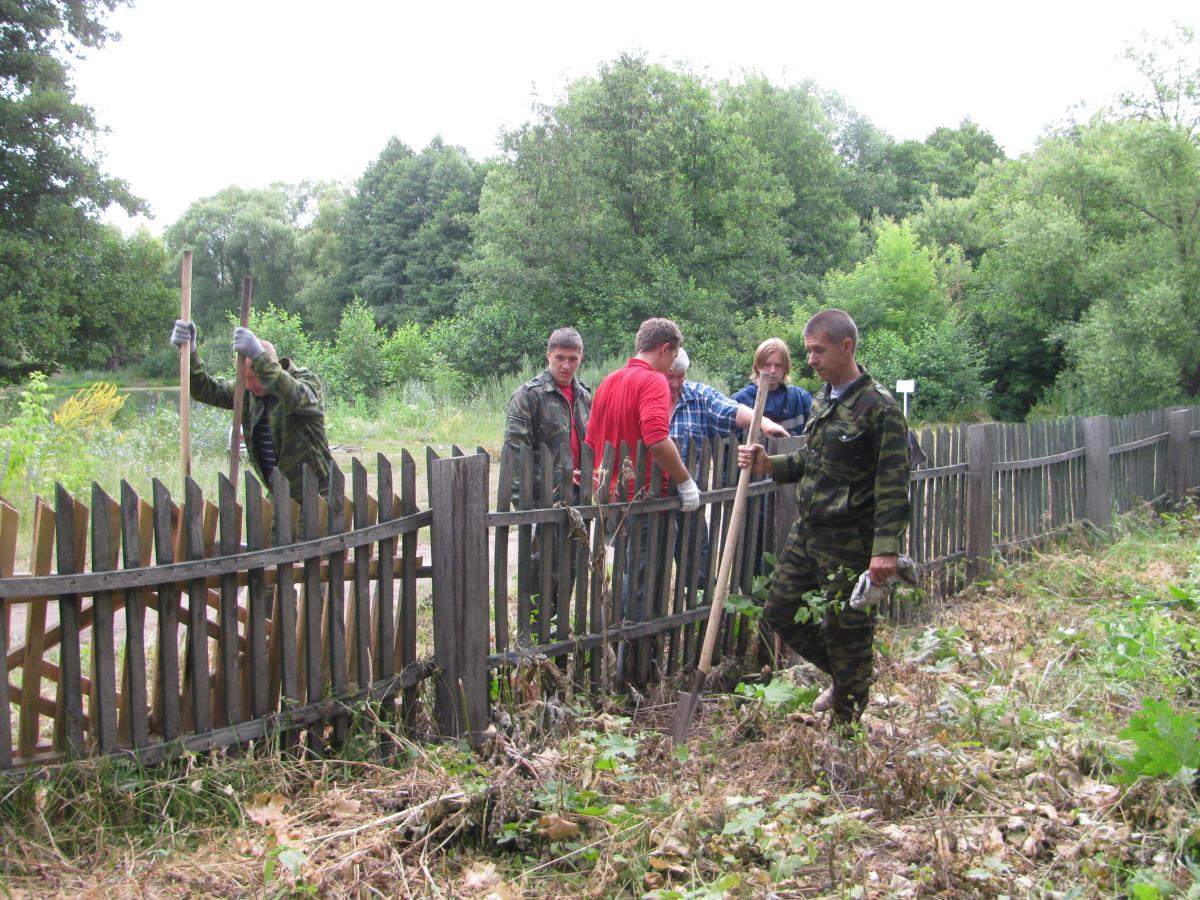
[896,379,915,419]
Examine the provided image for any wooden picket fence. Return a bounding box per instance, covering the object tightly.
[0,406,1198,771]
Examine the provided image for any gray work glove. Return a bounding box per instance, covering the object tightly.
[849,554,920,610]
[677,477,701,512]
[171,319,196,352]
[232,326,265,360]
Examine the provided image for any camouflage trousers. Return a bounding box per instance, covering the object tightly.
[764,517,876,724]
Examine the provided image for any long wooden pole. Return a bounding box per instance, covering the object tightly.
[670,383,769,744]
[228,276,253,485]
[179,251,193,480]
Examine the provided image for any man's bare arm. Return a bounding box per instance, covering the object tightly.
[648,438,691,484]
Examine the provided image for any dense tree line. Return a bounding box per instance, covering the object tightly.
[3,4,1197,422]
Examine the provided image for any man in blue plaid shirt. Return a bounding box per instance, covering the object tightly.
[668,348,788,468]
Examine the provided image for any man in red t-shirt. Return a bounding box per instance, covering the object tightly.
[585,318,699,687]
[585,318,700,509]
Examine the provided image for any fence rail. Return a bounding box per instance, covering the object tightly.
[1,406,1198,770]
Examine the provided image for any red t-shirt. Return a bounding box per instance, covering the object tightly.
[559,381,581,470]
[584,358,672,499]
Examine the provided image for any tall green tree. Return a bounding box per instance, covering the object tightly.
[810,219,987,421]
[164,184,311,336]
[0,0,139,232]
[721,78,859,285]
[0,0,145,379]
[464,55,793,376]
[339,137,483,328]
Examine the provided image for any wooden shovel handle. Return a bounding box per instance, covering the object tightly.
[179,250,193,480]
[228,276,253,484]
[695,383,770,677]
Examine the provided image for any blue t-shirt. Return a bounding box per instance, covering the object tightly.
[731,383,812,436]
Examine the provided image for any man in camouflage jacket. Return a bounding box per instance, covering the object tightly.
[739,309,910,725]
[502,327,592,505]
[501,328,592,625]
[172,320,332,504]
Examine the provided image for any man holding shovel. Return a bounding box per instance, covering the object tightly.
[171,320,332,503]
[738,309,910,727]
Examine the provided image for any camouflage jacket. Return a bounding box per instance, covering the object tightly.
[769,368,911,556]
[189,353,332,503]
[502,369,592,507]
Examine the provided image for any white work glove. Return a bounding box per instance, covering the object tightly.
[849,554,920,610]
[232,326,265,360]
[171,319,196,352]
[677,477,700,512]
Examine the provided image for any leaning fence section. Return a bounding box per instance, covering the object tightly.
[2,406,1199,770]
[0,454,432,771]
[485,435,788,698]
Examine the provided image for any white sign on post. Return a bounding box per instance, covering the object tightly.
[895,379,915,418]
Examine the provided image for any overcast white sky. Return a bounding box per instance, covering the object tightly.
[72,0,1196,233]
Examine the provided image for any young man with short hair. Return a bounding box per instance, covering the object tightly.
[739,309,911,727]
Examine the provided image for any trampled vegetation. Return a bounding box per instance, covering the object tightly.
[3,511,1197,898]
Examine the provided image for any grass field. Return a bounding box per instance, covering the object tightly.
[2,507,1197,898]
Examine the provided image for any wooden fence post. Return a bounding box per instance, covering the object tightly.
[1166,408,1192,507]
[429,452,490,742]
[770,436,805,560]
[1082,416,1113,530]
[966,423,995,583]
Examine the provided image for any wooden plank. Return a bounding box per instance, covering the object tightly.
[18,499,54,760]
[151,480,182,742]
[965,424,994,582]
[685,440,716,668]
[374,455,396,701]
[270,468,299,751]
[538,448,554,647]
[666,442,695,676]
[657,471,678,674]
[244,474,269,720]
[573,443,594,689]
[717,435,739,661]
[515,447,533,645]
[89,485,120,754]
[325,462,349,747]
[0,499,15,769]
[1167,408,1192,507]
[428,453,490,740]
[553,452,573,667]
[299,467,324,754]
[1083,416,1113,530]
[54,485,85,758]
[182,478,211,735]
[588,444,613,690]
[215,475,241,729]
[627,442,647,684]
[461,454,491,739]
[608,442,629,676]
[118,485,151,749]
[637,456,661,685]
[493,442,512,655]
[350,459,373,692]
[397,450,418,729]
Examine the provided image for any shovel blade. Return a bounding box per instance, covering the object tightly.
[670,670,708,746]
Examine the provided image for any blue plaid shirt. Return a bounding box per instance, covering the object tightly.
[670,381,740,469]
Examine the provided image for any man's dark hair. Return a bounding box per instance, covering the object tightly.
[804,309,858,350]
[634,317,683,353]
[547,327,584,353]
